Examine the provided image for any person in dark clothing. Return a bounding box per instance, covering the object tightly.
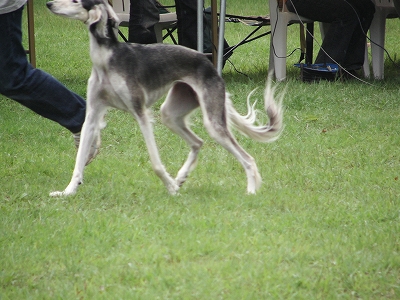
[1,1,100,163]
[128,0,201,49]
[286,0,375,72]
[0,1,86,134]
[128,0,160,44]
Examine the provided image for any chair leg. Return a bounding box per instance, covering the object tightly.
[163,27,178,44]
[270,15,289,81]
[27,0,36,68]
[118,29,128,42]
[370,9,387,79]
[154,23,164,43]
[268,39,275,76]
[305,23,314,64]
[362,42,370,78]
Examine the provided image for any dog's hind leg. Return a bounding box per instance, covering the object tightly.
[136,108,180,195]
[208,123,261,194]
[201,93,261,194]
[161,82,203,187]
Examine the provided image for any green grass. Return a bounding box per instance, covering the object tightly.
[1,0,400,298]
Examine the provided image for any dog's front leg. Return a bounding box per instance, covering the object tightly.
[50,95,106,197]
[50,118,95,196]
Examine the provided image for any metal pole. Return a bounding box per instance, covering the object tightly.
[217,0,226,75]
[211,0,218,67]
[197,0,204,53]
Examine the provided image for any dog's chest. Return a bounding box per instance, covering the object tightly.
[90,67,134,110]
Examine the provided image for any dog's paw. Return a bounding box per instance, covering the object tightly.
[50,181,81,197]
[49,188,77,197]
[49,191,66,197]
[167,182,180,195]
[246,191,257,195]
[175,177,186,188]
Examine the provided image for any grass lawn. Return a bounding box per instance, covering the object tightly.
[1,0,399,298]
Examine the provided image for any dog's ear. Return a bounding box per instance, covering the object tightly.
[87,2,119,43]
[86,4,102,26]
[104,1,120,29]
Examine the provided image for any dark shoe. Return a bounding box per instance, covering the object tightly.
[338,69,361,81]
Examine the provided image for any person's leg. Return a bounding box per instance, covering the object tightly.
[128,0,159,43]
[0,6,86,133]
[175,0,200,49]
[286,0,360,68]
[342,0,375,70]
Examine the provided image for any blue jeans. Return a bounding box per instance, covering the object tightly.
[0,6,86,133]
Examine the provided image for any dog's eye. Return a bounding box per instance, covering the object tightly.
[72,0,78,3]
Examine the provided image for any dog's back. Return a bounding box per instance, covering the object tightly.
[107,42,226,107]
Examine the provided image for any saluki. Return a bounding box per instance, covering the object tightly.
[46,0,284,196]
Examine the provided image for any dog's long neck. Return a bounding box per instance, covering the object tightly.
[87,16,119,69]
[86,4,120,67]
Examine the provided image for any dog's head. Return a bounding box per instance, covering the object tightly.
[47,0,119,42]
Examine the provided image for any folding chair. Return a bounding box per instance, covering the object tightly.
[202,0,314,77]
[368,0,399,79]
[269,0,315,81]
[111,0,178,44]
[222,14,271,60]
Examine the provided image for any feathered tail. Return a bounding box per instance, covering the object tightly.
[226,77,284,142]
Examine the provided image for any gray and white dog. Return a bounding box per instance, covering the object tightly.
[46,0,284,196]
